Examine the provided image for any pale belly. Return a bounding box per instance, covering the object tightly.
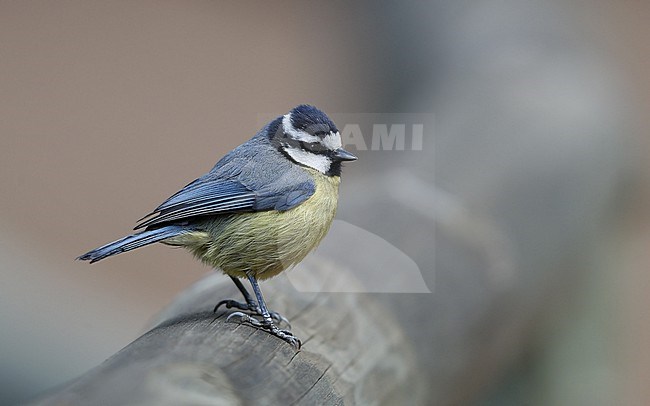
[165,171,340,280]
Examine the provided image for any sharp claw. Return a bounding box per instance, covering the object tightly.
[213,299,232,313]
[268,327,301,349]
[226,312,262,327]
[278,329,301,348]
[225,311,245,323]
[225,312,300,349]
[213,299,257,315]
[213,299,291,328]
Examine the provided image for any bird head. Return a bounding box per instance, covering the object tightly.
[271,105,357,176]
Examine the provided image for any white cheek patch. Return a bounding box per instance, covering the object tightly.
[322,131,342,150]
[285,147,331,174]
[282,113,321,143]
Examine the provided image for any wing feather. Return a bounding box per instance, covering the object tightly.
[135,179,255,229]
[134,134,317,230]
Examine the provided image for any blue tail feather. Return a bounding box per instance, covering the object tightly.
[77,225,186,264]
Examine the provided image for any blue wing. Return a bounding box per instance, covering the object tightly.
[134,178,257,229]
[134,133,315,230]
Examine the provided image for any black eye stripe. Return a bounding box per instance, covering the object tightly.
[297,141,328,153]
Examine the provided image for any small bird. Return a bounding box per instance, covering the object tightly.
[78,105,357,348]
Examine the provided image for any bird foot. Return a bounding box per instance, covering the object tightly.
[226,312,301,349]
[213,299,290,327]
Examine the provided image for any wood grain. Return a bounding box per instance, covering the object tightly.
[30,267,421,405]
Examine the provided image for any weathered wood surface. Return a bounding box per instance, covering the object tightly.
[29,268,421,405]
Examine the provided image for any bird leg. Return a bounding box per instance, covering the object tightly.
[214,275,290,326]
[226,273,301,349]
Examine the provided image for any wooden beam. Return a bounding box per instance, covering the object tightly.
[30,270,421,405]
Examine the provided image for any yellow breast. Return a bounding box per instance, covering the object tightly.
[167,169,340,280]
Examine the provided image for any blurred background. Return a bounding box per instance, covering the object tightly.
[1,1,649,404]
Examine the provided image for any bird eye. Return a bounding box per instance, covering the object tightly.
[303,142,328,153]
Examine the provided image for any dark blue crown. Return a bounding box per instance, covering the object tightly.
[289,105,338,135]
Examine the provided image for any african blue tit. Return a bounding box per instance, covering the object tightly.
[78,105,357,347]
